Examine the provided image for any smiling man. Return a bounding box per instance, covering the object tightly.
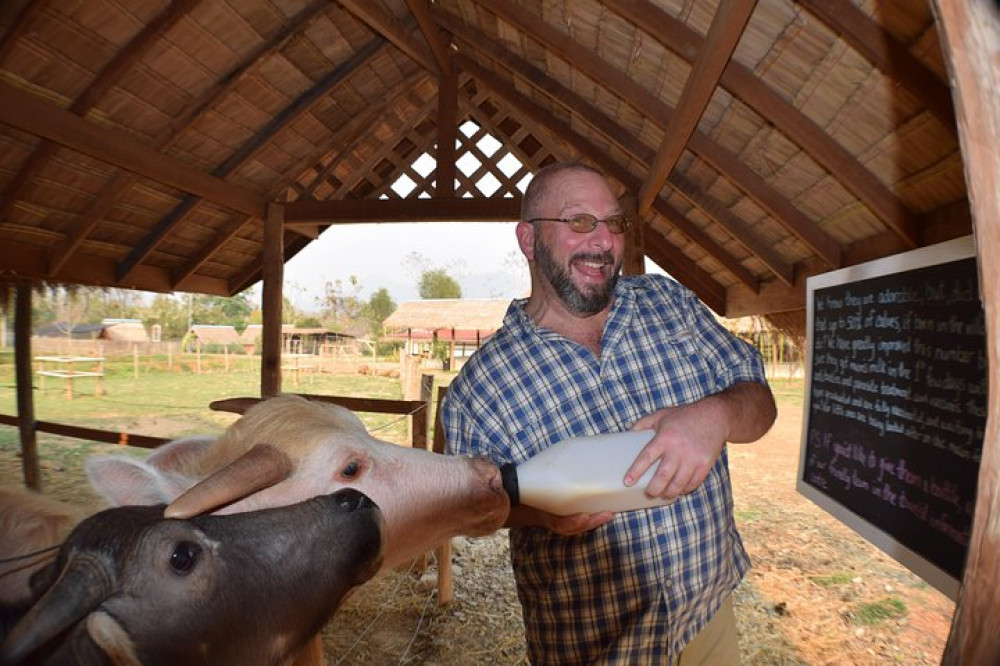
[442,161,776,665]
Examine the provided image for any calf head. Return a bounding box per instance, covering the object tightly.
[0,489,382,666]
[87,395,510,570]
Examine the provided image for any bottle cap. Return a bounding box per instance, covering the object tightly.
[499,463,520,507]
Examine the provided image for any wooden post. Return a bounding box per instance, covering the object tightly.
[437,67,457,197]
[620,194,645,276]
[935,1,1000,663]
[14,281,40,490]
[261,202,284,398]
[433,385,454,604]
[412,373,433,451]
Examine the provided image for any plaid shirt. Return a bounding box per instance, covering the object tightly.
[442,275,767,664]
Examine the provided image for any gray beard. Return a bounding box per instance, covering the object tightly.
[534,239,620,315]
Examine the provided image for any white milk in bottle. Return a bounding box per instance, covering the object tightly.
[499,430,672,515]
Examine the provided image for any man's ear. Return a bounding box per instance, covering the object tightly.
[515,221,535,261]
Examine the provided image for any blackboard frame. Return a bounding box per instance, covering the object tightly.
[797,235,981,600]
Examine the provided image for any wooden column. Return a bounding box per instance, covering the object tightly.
[14,281,40,489]
[436,67,457,197]
[620,194,645,276]
[260,202,284,398]
[935,1,1000,663]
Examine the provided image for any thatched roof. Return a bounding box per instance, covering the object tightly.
[0,1,976,335]
[187,324,241,346]
[102,319,150,343]
[383,298,510,334]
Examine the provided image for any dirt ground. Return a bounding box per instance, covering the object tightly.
[2,400,954,665]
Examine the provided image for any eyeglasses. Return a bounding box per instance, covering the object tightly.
[527,213,633,235]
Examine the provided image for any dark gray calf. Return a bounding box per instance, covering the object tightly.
[1,489,382,666]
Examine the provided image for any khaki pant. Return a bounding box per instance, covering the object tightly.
[676,595,740,665]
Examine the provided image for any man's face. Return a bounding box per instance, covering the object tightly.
[525,170,625,315]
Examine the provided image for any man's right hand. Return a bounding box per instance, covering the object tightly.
[506,505,614,535]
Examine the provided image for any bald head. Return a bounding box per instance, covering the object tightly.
[521,162,610,222]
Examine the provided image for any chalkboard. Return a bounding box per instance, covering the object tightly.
[798,236,985,600]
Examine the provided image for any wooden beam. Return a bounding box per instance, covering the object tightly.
[340,0,438,73]
[117,35,390,283]
[439,12,796,284]
[437,67,458,197]
[602,0,920,249]
[645,230,727,313]
[794,0,956,131]
[171,78,427,291]
[637,0,757,216]
[458,55,759,293]
[0,239,232,296]
[935,0,1000,662]
[46,0,332,277]
[0,81,267,219]
[0,1,44,64]
[405,0,455,75]
[284,196,521,225]
[261,203,285,399]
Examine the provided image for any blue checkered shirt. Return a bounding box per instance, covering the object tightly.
[441,275,766,664]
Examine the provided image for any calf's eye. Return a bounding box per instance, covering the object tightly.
[341,460,361,478]
[170,541,201,574]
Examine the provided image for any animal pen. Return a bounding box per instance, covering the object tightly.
[0,1,998,662]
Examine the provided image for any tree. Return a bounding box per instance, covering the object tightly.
[320,276,365,333]
[363,288,397,338]
[419,269,462,299]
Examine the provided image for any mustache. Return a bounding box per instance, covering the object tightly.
[570,251,615,265]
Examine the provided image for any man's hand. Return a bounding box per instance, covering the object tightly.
[624,382,777,501]
[625,398,729,501]
[506,505,614,535]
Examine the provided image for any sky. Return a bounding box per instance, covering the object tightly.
[279,221,531,312]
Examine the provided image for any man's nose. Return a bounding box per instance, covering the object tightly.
[586,220,616,250]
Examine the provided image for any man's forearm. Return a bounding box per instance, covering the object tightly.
[712,381,777,443]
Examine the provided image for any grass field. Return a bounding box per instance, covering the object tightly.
[0,352,447,495]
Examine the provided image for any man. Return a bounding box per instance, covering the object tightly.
[441,161,776,664]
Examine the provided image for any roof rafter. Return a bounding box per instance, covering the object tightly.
[339,0,438,74]
[0,0,198,224]
[404,0,455,76]
[637,0,757,217]
[117,34,392,283]
[457,56,732,306]
[47,0,333,277]
[791,0,955,131]
[440,15,789,286]
[471,0,841,268]
[0,80,266,218]
[602,0,919,248]
[285,197,520,225]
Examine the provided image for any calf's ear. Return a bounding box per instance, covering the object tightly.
[85,456,189,507]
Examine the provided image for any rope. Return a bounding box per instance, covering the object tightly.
[0,544,61,565]
[331,555,439,666]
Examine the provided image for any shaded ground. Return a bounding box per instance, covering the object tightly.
[1,400,953,664]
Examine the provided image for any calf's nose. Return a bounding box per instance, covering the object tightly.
[333,488,375,512]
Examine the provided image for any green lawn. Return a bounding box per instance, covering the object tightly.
[0,354,432,447]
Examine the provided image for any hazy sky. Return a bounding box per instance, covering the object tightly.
[280,221,530,311]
